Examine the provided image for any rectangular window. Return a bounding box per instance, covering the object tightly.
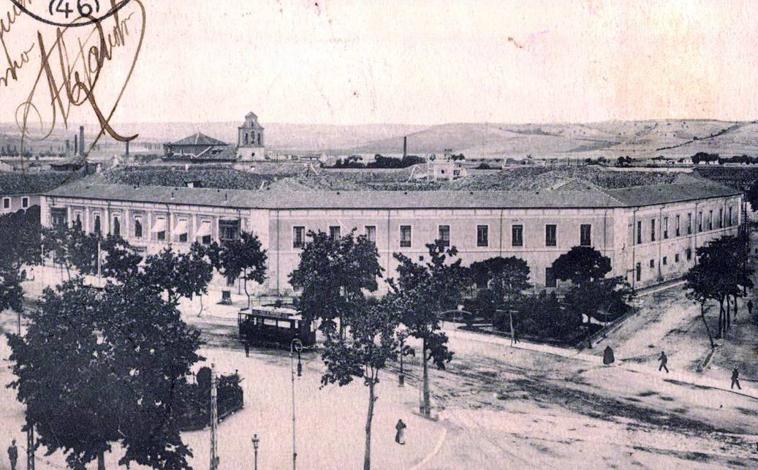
[687,213,692,235]
[545,224,557,247]
[637,221,642,244]
[580,224,591,246]
[112,216,121,237]
[675,215,681,237]
[512,224,523,247]
[157,230,166,242]
[50,208,67,227]
[293,226,306,248]
[21,197,28,208]
[477,225,489,247]
[675,253,680,263]
[728,207,734,226]
[663,217,669,239]
[636,262,641,282]
[718,208,723,228]
[179,232,188,243]
[400,225,412,248]
[2,198,9,209]
[219,219,240,242]
[650,219,656,242]
[649,259,655,269]
[329,226,341,240]
[438,225,450,247]
[686,248,692,261]
[698,211,703,232]
[662,256,667,266]
[708,210,713,230]
[134,217,143,239]
[365,225,376,243]
[545,267,556,288]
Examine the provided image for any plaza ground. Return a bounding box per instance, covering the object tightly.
[0,266,756,469]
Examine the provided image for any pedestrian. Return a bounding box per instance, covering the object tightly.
[658,351,669,373]
[748,300,754,316]
[603,345,615,365]
[243,339,250,357]
[395,419,407,445]
[7,439,17,470]
[731,368,742,390]
[513,326,520,344]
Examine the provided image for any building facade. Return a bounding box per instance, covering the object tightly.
[41,180,742,296]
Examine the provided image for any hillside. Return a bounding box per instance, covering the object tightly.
[4,119,758,159]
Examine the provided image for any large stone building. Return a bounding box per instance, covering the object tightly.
[41,177,742,296]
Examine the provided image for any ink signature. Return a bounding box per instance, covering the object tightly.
[1,0,146,156]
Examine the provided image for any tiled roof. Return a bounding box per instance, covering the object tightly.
[604,182,741,206]
[45,179,737,211]
[0,171,78,195]
[168,133,228,147]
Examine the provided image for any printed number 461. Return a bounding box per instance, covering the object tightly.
[49,0,101,18]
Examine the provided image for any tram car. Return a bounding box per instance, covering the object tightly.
[237,306,316,347]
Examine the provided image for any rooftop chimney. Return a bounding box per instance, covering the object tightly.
[79,126,85,156]
[403,136,407,159]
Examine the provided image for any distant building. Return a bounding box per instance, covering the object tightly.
[1,171,74,216]
[163,133,234,162]
[237,112,266,161]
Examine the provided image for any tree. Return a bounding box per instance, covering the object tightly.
[142,244,214,304]
[684,262,718,349]
[469,256,531,325]
[290,230,382,339]
[552,247,633,343]
[320,298,399,470]
[746,180,758,211]
[209,231,268,308]
[389,241,468,417]
[7,278,202,469]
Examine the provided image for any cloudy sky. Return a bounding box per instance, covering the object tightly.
[2,0,758,126]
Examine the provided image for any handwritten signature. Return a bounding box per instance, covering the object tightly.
[1,0,146,156]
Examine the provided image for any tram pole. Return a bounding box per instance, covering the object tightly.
[290,338,303,470]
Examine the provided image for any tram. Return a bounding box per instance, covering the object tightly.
[237,306,316,347]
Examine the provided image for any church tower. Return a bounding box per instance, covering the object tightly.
[237,112,266,161]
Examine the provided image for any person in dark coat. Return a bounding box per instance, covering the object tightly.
[731,368,742,390]
[395,419,407,445]
[658,351,669,373]
[7,439,17,470]
[603,345,615,365]
[243,339,250,357]
[748,300,754,316]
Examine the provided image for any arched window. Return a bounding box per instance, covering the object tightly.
[244,133,249,145]
[113,217,121,237]
[94,215,101,235]
[134,219,143,239]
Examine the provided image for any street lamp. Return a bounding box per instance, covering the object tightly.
[290,338,303,470]
[251,434,260,470]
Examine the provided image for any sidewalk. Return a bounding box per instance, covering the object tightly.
[444,323,758,400]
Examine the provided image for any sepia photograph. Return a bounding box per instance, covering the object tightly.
[0,1,756,468]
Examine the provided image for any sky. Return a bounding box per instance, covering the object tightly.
[2,0,758,126]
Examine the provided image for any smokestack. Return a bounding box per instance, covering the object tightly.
[403,136,407,159]
[79,126,84,156]
[73,135,78,156]
[65,140,70,155]
[125,140,130,158]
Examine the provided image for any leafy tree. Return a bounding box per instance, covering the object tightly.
[518,290,581,340]
[747,179,758,211]
[389,241,468,417]
[552,247,634,343]
[684,262,719,349]
[469,256,531,325]
[320,298,400,470]
[142,244,214,304]
[0,264,24,314]
[209,231,268,308]
[290,230,382,338]
[7,278,202,469]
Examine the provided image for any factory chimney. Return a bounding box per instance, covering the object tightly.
[403,136,407,159]
[79,126,85,156]
[125,140,130,158]
[73,135,78,156]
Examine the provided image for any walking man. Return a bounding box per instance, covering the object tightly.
[731,368,742,390]
[243,339,250,358]
[748,300,754,317]
[395,419,407,445]
[7,439,17,470]
[658,351,669,373]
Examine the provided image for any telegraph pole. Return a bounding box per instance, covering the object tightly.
[210,364,219,470]
[26,422,35,470]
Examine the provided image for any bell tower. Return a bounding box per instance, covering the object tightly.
[237,112,265,161]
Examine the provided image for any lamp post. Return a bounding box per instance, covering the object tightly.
[290,338,303,470]
[251,434,260,470]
